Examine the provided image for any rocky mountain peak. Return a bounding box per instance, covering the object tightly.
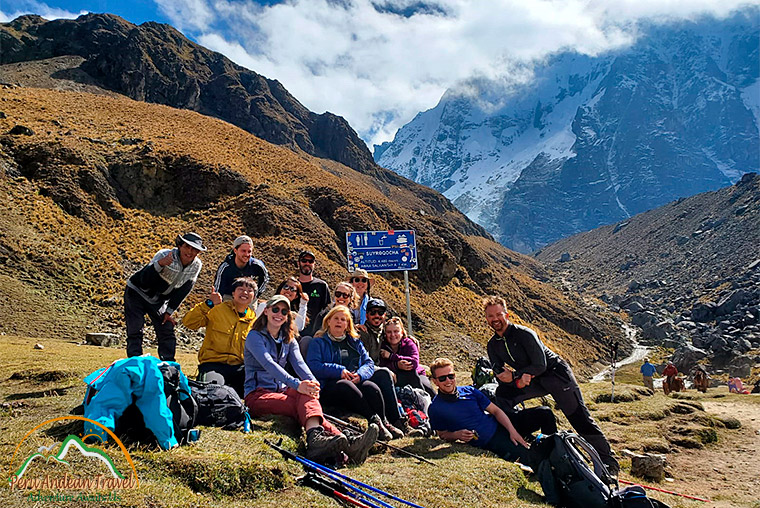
[376,9,759,253]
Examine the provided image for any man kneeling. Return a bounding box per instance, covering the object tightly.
[428,357,530,463]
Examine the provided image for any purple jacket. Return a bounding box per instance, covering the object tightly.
[379,336,425,375]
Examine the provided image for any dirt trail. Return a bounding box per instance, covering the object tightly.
[663,398,760,507]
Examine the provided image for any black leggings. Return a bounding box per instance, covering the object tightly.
[321,378,386,420]
[396,370,436,398]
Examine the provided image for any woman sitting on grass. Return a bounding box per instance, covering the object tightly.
[379,317,435,397]
[306,305,402,441]
[245,296,377,464]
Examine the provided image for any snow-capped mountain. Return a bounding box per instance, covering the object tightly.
[376,10,759,253]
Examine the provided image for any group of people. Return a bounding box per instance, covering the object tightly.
[123,232,619,476]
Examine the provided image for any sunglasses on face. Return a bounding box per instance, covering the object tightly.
[435,373,456,382]
[335,291,351,299]
[269,307,290,316]
[299,258,315,264]
[367,309,385,316]
[282,285,299,292]
[352,277,369,283]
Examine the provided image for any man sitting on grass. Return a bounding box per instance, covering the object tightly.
[428,357,530,463]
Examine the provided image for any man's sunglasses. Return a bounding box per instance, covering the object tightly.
[435,373,456,382]
[282,285,299,292]
[367,309,385,316]
[269,307,290,316]
[351,277,369,283]
[335,291,351,299]
[299,258,315,264]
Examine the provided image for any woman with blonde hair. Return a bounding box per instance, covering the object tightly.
[245,296,377,464]
[306,305,401,440]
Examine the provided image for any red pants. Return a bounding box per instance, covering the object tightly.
[245,388,340,435]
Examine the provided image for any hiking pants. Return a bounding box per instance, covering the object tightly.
[396,369,436,398]
[495,361,617,471]
[198,362,245,397]
[245,387,340,435]
[124,287,176,361]
[321,378,386,421]
[483,425,532,464]
[506,405,557,437]
[642,375,654,391]
[370,368,404,423]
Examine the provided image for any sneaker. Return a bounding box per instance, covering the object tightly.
[305,426,348,463]
[345,423,379,464]
[369,415,393,441]
[383,419,405,440]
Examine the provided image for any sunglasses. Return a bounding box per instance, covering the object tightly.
[335,291,351,299]
[352,277,369,283]
[435,373,456,382]
[367,309,386,316]
[282,285,299,292]
[299,258,315,264]
[269,307,290,316]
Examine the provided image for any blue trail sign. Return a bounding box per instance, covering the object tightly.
[346,230,418,272]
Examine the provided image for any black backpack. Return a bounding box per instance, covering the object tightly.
[115,363,198,447]
[189,379,248,430]
[532,432,671,508]
[472,357,495,388]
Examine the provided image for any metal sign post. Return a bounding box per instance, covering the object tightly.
[346,230,418,335]
[404,270,412,336]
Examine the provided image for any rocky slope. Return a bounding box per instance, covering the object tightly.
[0,86,625,373]
[0,13,375,174]
[536,174,760,378]
[376,9,759,253]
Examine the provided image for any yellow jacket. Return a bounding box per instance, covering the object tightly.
[182,300,256,365]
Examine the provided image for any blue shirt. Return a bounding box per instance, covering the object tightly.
[640,362,657,377]
[428,385,497,448]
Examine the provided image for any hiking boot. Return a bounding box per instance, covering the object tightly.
[383,418,405,440]
[345,423,379,465]
[305,426,348,463]
[369,415,393,441]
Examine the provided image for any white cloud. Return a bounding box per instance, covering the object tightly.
[160,0,757,147]
[0,1,86,22]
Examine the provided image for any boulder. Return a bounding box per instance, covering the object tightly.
[716,290,748,316]
[86,332,119,347]
[671,345,708,371]
[9,124,34,136]
[559,252,571,262]
[692,302,717,322]
[629,452,667,481]
[624,301,645,313]
[632,311,658,327]
[728,355,754,378]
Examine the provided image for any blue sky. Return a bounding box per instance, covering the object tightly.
[2,1,756,148]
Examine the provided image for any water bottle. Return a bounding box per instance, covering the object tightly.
[243,412,252,433]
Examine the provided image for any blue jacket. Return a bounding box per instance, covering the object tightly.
[306,333,375,384]
[82,356,191,450]
[244,329,314,396]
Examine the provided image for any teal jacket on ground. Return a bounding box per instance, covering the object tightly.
[82,356,190,450]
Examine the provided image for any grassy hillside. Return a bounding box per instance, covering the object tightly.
[2,335,757,507]
[0,86,624,372]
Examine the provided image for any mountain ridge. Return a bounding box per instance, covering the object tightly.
[377,10,759,252]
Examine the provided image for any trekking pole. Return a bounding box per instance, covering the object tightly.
[324,414,435,465]
[297,453,428,508]
[618,479,710,502]
[266,439,385,508]
[299,472,379,508]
